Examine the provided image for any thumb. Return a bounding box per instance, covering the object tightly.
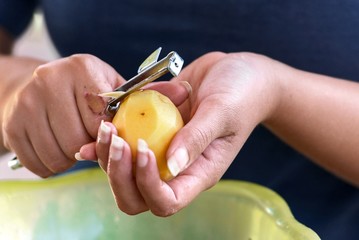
[146,81,192,107]
[166,101,229,177]
[77,73,125,138]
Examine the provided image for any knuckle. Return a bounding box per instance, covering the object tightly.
[18,87,38,111]
[191,126,214,152]
[227,51,257,63]
[2,119,16,140]
[32,63,60,87]
[46,158,75,174]
[202,51,227,61]
[16,156,54,178]
[32,64,58,91]
[68,53,99,70]
[2,123,22,152]
[32,64,48,77]
[69,53,94,61]
[2,136,11,150]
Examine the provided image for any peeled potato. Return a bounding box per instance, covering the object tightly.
[112,89,184,181]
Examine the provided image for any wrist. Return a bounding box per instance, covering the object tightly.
[258,57,294,127]
[228,52,289,127]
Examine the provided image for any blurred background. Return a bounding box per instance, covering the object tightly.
[13,10,59,60]
[0,11,58,179]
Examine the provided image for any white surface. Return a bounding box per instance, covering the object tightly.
[14,11,59,60]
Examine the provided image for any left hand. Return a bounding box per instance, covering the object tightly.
[1,54,124,177]
[79,52,282,216]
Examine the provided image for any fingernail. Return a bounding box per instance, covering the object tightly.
[109,134,124,160]
[74,152,85,161]
[180,81,192,95]
[98,120,111,144]
[137,139,149,167]
[167,148,189,177]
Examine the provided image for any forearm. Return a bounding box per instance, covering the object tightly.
[264,65,359,186]
[0,55,45,153]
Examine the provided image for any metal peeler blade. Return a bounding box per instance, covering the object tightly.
[103,47,184,117]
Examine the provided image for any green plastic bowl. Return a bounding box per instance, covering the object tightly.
[0,169,320,240]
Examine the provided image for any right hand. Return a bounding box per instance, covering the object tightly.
[1,54,125,177]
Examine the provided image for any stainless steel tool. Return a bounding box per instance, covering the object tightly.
[8,48,184,170]
[103,47,184,116]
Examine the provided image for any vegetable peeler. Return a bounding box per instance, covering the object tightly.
[8,47,184,170]
[102,47,184,117]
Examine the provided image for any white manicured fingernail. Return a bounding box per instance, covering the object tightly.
[137,139,149,167]
[98,120,111,144]
[74,152,85,161]
[109,134,124,160]
[167,148,189,177]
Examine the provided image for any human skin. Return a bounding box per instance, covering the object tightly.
[0,52,189,177]
[0,27,192,177]
[90,52,359,216]
[1,29,359,216]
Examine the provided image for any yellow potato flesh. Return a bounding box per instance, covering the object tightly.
[112,90,184,181]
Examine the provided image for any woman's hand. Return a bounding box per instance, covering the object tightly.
[1,54,124,177]
[88,52,283,215]
[86,50,359,216]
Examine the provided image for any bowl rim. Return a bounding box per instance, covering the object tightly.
[0,168,320,240]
